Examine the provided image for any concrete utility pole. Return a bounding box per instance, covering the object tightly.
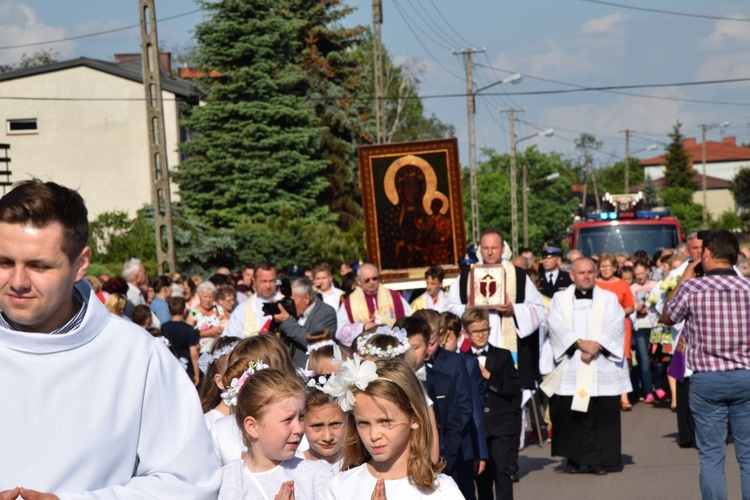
[622,129,631,194]
[139,0,177,274]
[372,0,386,144]
[508,108,518,254]
[455,48,485,245]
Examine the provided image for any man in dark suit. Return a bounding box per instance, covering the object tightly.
[273,277,338,368]
[397,316,471,483]
[464,307,522,500]
[538,246,573,299]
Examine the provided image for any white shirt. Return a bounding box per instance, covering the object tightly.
[223,293,281,338]
[320,463,464,500]
[320,286,344,311]
[0,281,221,497]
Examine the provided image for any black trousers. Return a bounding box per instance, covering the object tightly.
[676,376,696,447]
[476,434,519,500]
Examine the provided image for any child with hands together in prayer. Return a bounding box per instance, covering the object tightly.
[217,364,332,500]
[319,357,464,499]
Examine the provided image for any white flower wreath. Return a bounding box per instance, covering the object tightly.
[356,326,411,359]
[219,359,270,407]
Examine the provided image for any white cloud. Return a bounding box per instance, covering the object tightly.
[580,13,630,36]
[696,51,750,81]
[0,2,75,66]
[701,14,750,50]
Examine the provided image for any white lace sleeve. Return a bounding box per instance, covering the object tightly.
[217,460,244,500]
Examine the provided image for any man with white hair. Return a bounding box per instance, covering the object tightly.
[273,277,338,368]
[335,263,412,347]
[122,258,147,318]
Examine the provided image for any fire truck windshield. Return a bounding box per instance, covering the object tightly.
[577,223,681,257]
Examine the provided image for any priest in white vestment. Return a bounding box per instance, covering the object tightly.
[545,257,631,474]
[223,263,282,337]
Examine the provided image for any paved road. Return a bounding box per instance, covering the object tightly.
[514,400,743,499]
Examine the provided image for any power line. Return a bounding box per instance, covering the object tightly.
[0,9,202,51]
[390,0,463,81]
[578,0,750,23]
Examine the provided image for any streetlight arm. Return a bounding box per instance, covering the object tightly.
[474,73,522,95]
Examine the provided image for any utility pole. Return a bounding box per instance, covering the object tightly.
[139,0,177,274]
[455,48,485,244]
[622,129,631,194]
[699,121,730,227]
[372,0,386,144]
[508,108,518,255]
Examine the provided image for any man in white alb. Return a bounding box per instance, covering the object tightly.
[545,257,631,475]
[223,262,282,337]
[0,180,220,498]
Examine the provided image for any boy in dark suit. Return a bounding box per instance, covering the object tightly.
[463,307,522,500]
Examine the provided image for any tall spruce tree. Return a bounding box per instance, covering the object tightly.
[291,0,370,230]
[178,0,330,228]
[662,121,695,205]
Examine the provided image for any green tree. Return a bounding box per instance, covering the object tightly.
[671,203,706,234]
[466,147,577,249]
[596,158,644,194]
[661,121,696,205]
[292,0,370,230]
[178,0,330,228]
[729,166,750,210]
[0,49,59,73]
[641,175,660,208]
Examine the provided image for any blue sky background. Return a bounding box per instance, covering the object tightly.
[2,0,749,170]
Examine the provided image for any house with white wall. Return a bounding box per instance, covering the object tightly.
[637,137,750,217]
[0,54,192,218]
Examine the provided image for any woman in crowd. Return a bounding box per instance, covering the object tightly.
[595,253,635,411]
[187,281,225,354]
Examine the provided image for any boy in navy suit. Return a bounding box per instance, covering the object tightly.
[463,307,522,500]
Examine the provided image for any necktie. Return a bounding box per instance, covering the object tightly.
[548,273,553,283]
[472,350,487,358]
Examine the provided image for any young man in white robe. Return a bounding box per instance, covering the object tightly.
[0,180,220,498]
[544,257,632,475]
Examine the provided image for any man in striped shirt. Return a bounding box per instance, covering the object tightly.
[663,229,750,499]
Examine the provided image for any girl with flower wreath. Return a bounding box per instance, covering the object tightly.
[210,335,300,466]
[217,365,333,500]
[319,357,464,499]
[198,336,241,429]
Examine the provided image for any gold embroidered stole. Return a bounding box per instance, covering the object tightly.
[349,286,397,326]
[242,296,260,338]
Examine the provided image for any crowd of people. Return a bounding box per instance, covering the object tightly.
[1,179,749,499]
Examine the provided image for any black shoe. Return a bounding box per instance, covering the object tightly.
[590,466,608,475]
[509,473,520,483]
[565,459,580,474]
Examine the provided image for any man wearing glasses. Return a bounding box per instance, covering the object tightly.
[335,263,412,347]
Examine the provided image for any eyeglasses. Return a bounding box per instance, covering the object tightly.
[466,327,490,337]
[363,277,379,284]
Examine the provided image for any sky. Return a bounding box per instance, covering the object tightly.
[2,0,749,174]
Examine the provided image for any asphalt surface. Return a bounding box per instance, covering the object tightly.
[513,399,743,500]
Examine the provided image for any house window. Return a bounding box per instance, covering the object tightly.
[7,119,38,135]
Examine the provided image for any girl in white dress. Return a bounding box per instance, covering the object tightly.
[198,336,240,430]
[297,379,347,472]
[217,366,333,500]
[210,335,302,466]
[319,357,465,499]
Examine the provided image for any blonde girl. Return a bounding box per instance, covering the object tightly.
[320,358,463,499]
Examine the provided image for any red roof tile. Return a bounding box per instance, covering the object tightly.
[639,137,750,167]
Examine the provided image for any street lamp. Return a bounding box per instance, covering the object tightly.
[465,72,522,244]
[700,121,730,226]
[512,128,554,249]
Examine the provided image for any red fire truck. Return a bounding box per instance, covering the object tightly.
[568,193,684,257]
